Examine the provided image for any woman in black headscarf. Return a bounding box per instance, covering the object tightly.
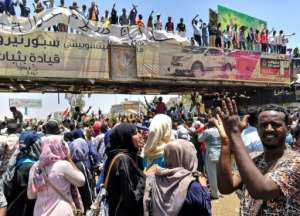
[104,123,145,216]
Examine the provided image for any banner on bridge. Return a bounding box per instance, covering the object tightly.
[136,44,290,85]
[0,8,188,45]
[218,5,267,32]
[0,32,109,79]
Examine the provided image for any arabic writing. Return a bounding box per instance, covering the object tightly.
[261,58,281,68]
[63,41,108,50]
[0,51,60,65]
[0,35,60,48]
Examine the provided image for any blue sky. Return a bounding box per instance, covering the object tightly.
[1,0,299,119]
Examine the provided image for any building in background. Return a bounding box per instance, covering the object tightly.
[110,99,146,115]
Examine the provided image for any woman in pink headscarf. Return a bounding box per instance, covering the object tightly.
[27,120,85,216]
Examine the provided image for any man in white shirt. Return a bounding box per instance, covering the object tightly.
[275,31,283,54]
[154,13,162,30]
[268,30,277,53]
[282,31,296,54]
[276,30,295,54]
[192,14,202,46]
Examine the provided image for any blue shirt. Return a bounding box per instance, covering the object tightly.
[178,181,211,216]
[198,128,221,161]
[241,126,264,153]
[143,155,165,169]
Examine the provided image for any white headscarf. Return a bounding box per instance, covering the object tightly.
[144,114,173,162]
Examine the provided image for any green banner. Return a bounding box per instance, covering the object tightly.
[218,5,267,32]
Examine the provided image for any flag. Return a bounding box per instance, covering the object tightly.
[63,107,69,119]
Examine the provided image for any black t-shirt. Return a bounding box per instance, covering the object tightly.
[177,23,186,32]
[20,5,30,17]
[110,9,118,24]
[216,28,222,38]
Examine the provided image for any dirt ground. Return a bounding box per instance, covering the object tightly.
[212,193,240,216]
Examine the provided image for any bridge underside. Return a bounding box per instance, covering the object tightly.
[0,77,290,95]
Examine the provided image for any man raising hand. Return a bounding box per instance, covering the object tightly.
[215,98,300,215]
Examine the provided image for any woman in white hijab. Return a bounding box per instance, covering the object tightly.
[143,139,211,216]
[143,114,173,168]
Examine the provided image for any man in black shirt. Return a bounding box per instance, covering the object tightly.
[176,18,186,36]
[19,0,30,17]
[110,3,118,24]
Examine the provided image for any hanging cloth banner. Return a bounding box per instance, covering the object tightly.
[0,7,189,45]
[0,31,109,79]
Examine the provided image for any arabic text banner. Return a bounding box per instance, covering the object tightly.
[136,44,290,85]
[0,32,109,79]
[218,5,267,32]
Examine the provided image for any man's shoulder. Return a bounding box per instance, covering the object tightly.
[284,149,300,164]
[269,149,300,175]
[283,148,300,158]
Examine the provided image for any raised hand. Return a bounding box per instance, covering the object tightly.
[212,114,228,141]
[219,98,248,139]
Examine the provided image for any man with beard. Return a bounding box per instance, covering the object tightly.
[216,99,300,215]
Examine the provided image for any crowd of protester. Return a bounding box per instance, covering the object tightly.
[1,1,298,55]
[0,94,299,216]
[218,25,296,54]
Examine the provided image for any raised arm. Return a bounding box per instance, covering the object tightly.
[85,106,92,114]
[222,98,282,200]
[213,112,242,194]
[284,32,296,37]
[192,14,199,25]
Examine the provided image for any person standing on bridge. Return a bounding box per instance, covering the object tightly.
[165,16,174,33]
[192,15,202,46]
[110,3,118,25]
[129,4,137,26]
[119,8,129,26]
[154,13,163,30]
[176,18,186,37]
[88,1,99,21]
